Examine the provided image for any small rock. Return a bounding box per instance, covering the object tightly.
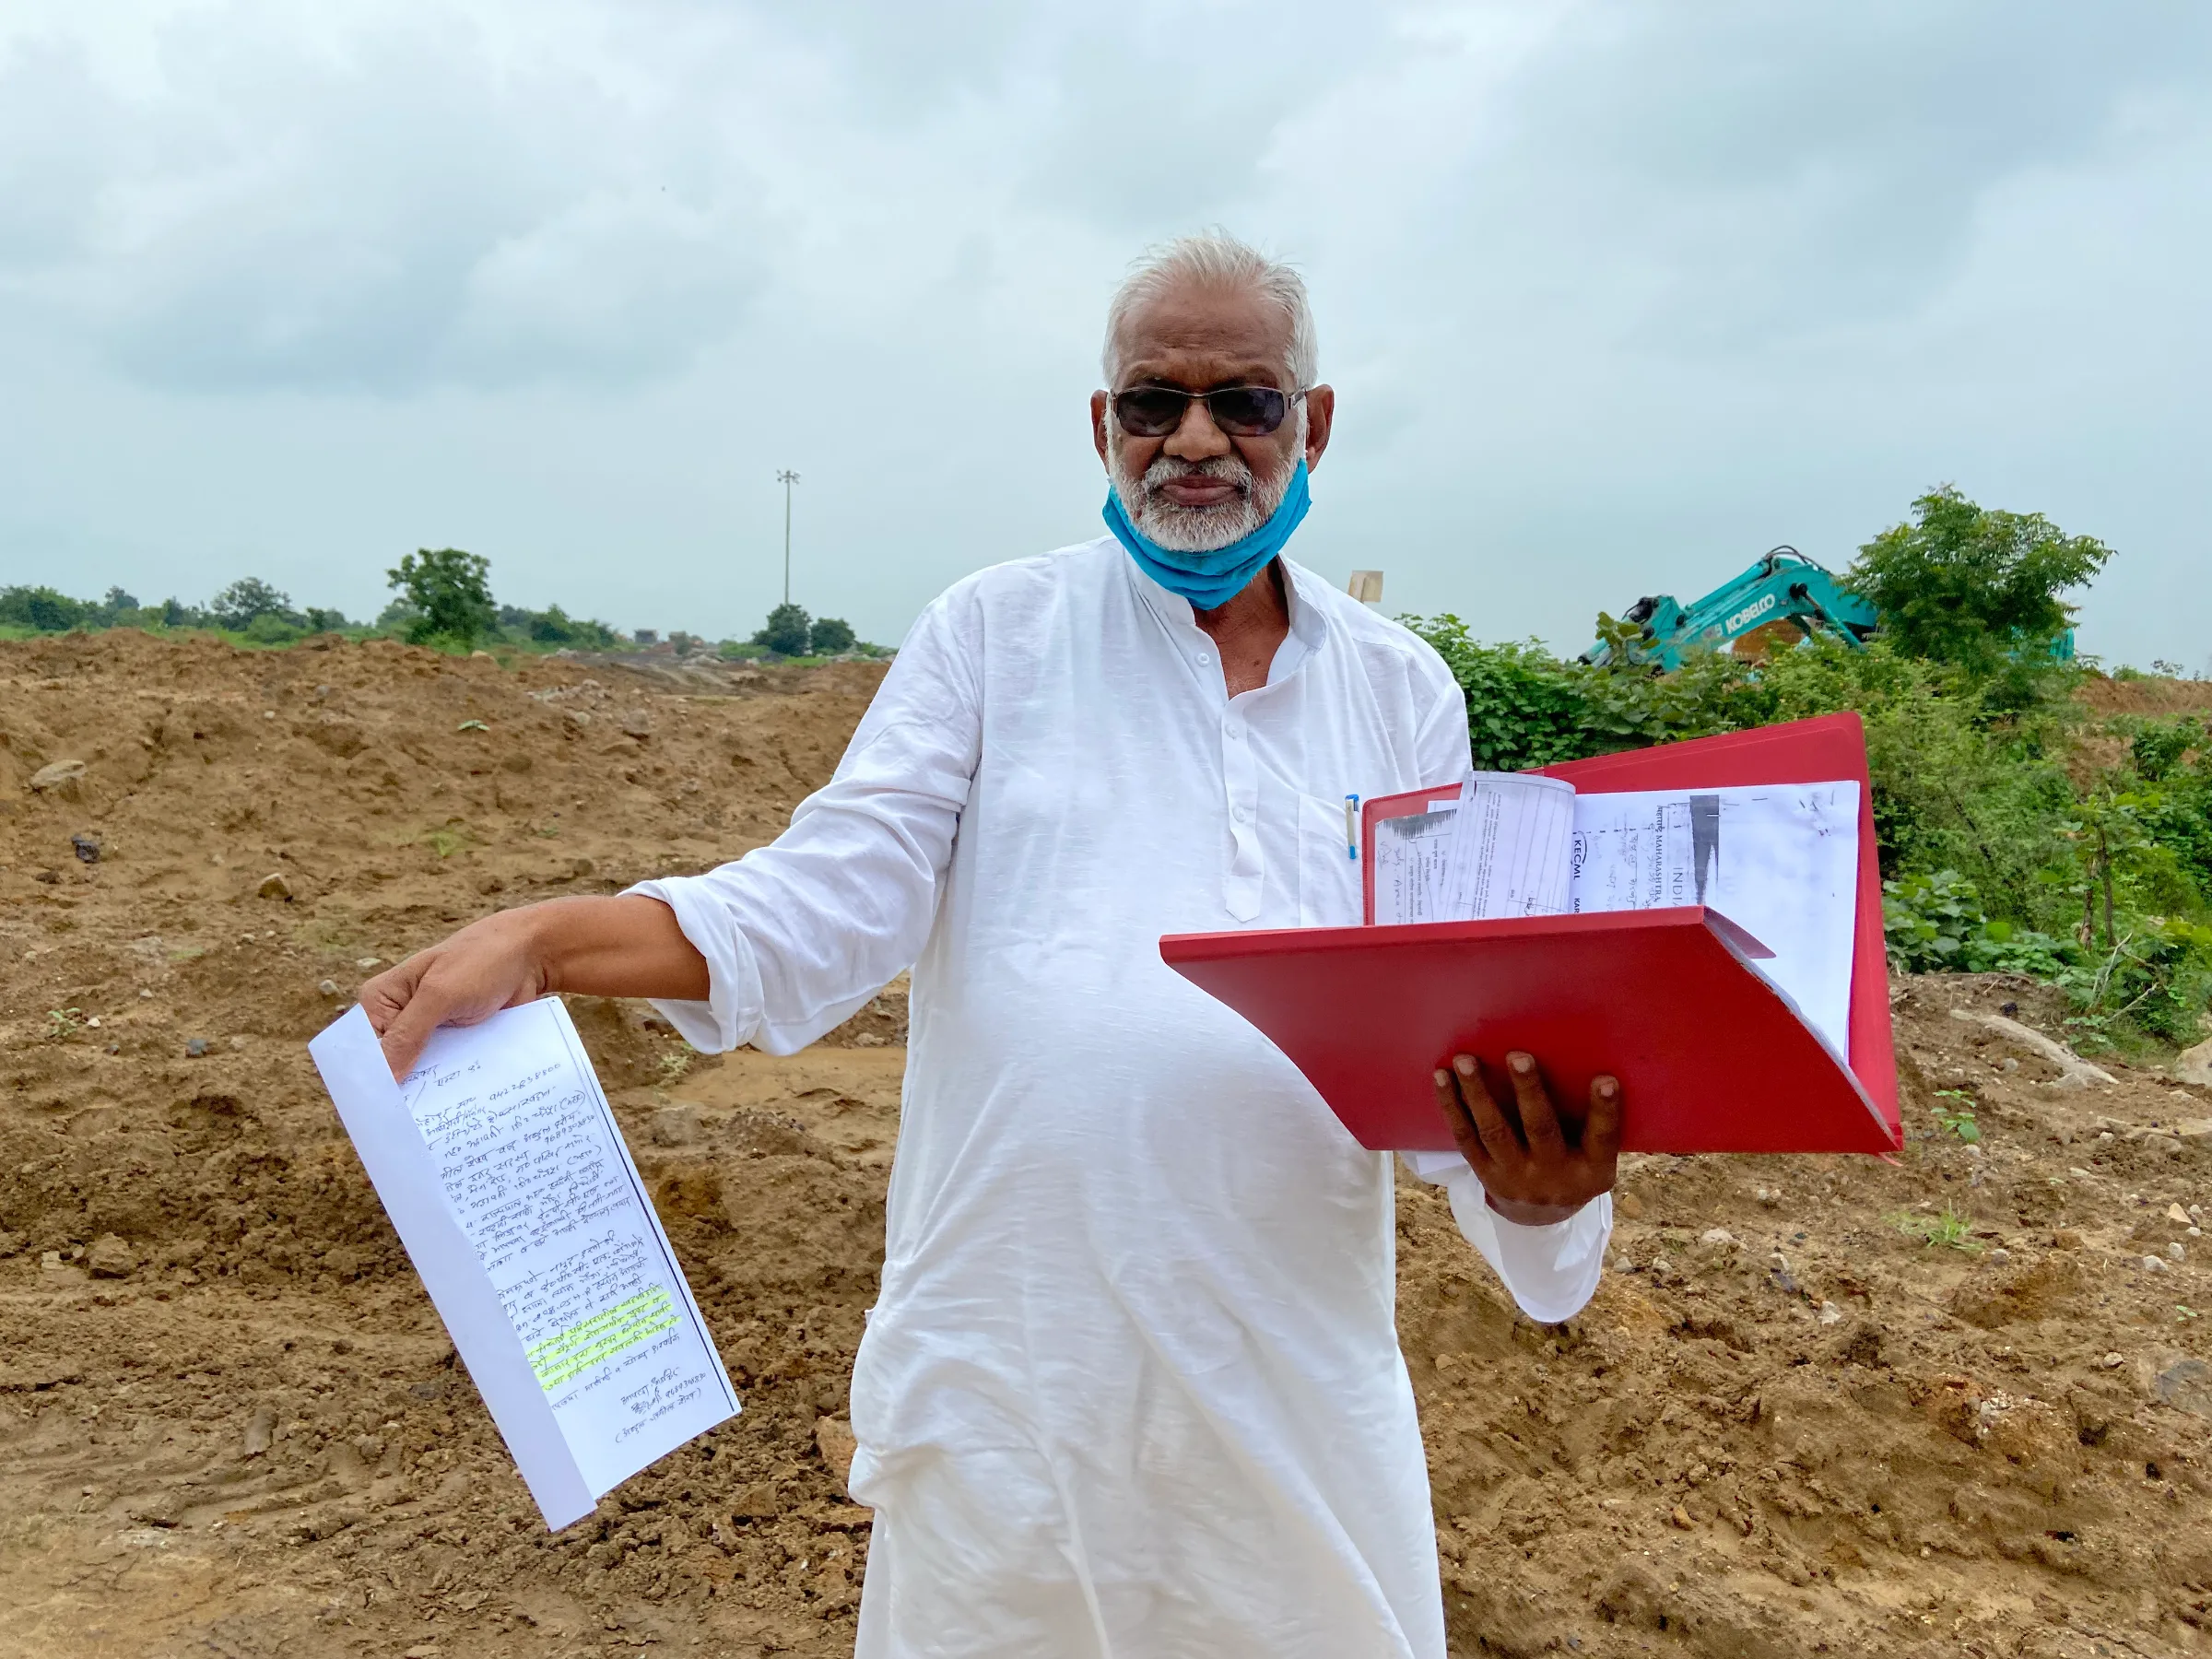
[85,1234,135,1278]
[1754,1186,1776,1206]
[70,833,100,865]
[1988,1248,2012,1266]
[1669,1505,1694,1531]
[1816,1300,1843,1325]
[2148,1135,2185,1158]
[2001,1057,2019,1073]
[619,710,652,739]
[2171,1203,2194,1225]
[1650,1255,1673,1278]
[650,1105,702,1147]
[2170,1241,2186,1263]
[2103,1351,2126,1368]
[256,871,292,900]
[564,709,592,729]
[229,1036,246,1052]
[29,759,88,794]
[185,1038,210,1058]
[242,1405,276,1458]
[816,1416,860,1493]
[318,979,339,996]
[356,957,381,969]
[2144,1254,2171,1274]
[2159,1357,2212,1416]
[2178,1036,2212,1088]
[1700,1228,1735,1247]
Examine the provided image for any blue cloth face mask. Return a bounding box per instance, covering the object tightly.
[1102,460,1312,611]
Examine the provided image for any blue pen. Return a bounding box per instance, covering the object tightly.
[1344,794,1359,860]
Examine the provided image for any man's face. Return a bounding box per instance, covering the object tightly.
[1090,281,1334,554]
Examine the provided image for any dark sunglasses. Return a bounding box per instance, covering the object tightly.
[1111,382,1308,439]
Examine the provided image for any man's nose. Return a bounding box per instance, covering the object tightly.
[1162,397,1232,462]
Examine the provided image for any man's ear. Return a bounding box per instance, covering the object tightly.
[1089,390,1112,468]
[1302,383,1335,475]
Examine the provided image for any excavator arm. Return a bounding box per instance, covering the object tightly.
[1583,548,1878,671]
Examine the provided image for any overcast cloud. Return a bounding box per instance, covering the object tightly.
[2,0,2206,665]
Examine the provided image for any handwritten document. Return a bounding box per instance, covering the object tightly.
[309,999,737,1529]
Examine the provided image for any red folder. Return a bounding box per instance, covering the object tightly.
[1159,712,1900,1156]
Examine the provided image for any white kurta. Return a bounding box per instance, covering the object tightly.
[635,540,1611,1658]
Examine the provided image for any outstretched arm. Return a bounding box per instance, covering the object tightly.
[359,894,706,1078]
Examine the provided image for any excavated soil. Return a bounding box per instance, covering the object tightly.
[2,631,2209,1659]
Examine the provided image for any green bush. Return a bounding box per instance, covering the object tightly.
[752,603,813,657]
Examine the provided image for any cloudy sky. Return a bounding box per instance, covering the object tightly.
[4,1,2206,665]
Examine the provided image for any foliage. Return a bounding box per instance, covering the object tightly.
[752,603,814,657]
[1931,1090,1982,1145]
[1401,618,1754,771]
[496,602,621,650]
[1843,486,2112,697]
[206,577,300,631]
[809,616,857,655]
[1889,1204,1980,1252]
[1881,870,2073,978]
[388,548,497,647]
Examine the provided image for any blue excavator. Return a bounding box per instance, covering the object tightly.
[1581,547,1880,671]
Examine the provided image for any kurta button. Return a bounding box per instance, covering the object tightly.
[1195,653,1211,665]
[1233,806,1250,823]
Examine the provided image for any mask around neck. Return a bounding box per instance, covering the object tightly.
[1103,460,1311,611]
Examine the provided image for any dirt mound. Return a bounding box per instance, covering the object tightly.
[4,633,2210,1657]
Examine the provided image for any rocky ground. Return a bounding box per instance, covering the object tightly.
[1,631,2208,1657]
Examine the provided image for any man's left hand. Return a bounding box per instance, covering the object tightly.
[1432,1052,1621,1227]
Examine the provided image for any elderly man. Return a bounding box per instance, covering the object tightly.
[367,232,1617,1657]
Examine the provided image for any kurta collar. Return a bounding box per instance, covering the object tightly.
[1113,537,1333,660]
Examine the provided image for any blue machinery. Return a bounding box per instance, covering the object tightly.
[1581,547,1879,671]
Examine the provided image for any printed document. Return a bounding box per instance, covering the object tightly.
[310,999,737,1529]
[1569,783,1860,1058]
[1369,774,1860,1057]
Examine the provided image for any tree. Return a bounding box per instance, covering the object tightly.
[1845,487,2112,683]
[808,616,855,655]
[206,578,299,631]
[751,603,812,656]
[303,606,352,633]
[0,586,90,631]
[387,548,496,646]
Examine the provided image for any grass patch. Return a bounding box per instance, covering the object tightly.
[1889,1204,1981,1253]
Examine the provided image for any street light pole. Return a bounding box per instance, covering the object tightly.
[776,469,801,606]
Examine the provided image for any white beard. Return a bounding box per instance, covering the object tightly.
[1107,413,1304,553]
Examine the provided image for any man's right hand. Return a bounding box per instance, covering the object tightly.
[361,907,555,1079]
[359,894,712,1079]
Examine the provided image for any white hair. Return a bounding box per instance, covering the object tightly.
[1101,230,1318,390]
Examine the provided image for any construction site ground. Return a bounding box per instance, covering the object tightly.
[1,631,2208,1658]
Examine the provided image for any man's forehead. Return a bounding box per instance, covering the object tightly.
[1112,283,1290,387]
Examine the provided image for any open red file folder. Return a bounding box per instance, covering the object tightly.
[1159,712,1902,1156]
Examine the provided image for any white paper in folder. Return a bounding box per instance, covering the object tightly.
[309,999,737,1529]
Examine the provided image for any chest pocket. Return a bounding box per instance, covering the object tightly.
[1297,792,1363,927]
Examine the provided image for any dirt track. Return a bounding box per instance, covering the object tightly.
[2,633,2209,1658]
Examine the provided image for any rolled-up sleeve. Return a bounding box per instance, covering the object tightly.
[1401,1150,1613,1324]
[628,594,982,1055]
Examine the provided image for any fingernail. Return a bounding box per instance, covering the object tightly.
[1511,1053,1533,1075]
[1454,1055,1477,1077]
[1598,1077,1618,1099]
[1434,1069,1451,1088]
